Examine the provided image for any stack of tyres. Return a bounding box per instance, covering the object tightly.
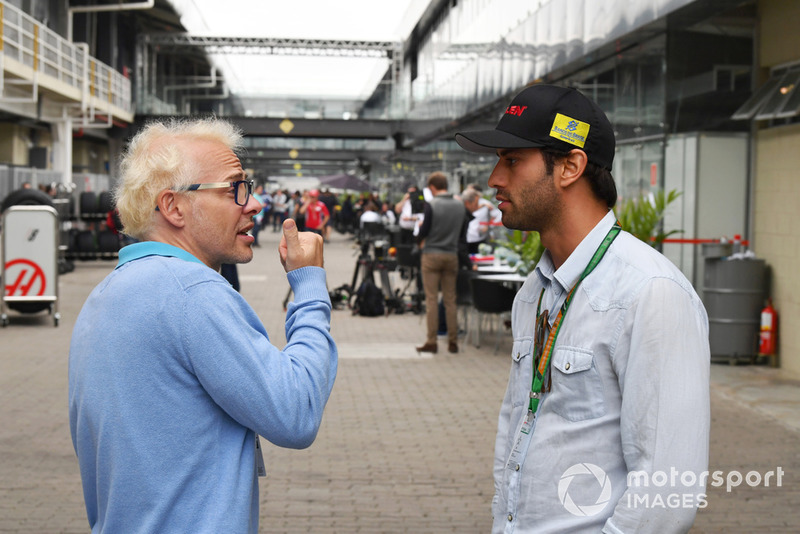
[67,191,121,260]
[1,188,53,212]
[80,190,114,220]
[65,228,79,261]
[67,229,120,260]
[97,229,120,259]
[98,191,114,215]
[75,230,97,260]
[79,191,100,219]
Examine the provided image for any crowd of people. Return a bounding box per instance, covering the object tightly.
[242,182,498,250]
[237,177,506,348]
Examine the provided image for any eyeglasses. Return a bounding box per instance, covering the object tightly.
[175,179,254,207]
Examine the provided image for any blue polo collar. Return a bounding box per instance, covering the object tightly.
[116,241,206,269]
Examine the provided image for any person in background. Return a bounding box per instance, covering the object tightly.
[380,200,397,226]
[455,84,709,533]
[271,188,289,232]
[395,185,425,245]
[251,183,266,247]
[219,263,240,291]
[415,171,466,354]
[340,194,356,234]
[289,190,305,231]
[68,117,338,534]
[461,187,500,255]
[299,189,330,239]
[318,188,338,240]
[359,200,382,229]
[466,184,503,242]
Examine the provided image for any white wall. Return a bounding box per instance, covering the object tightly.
[663,133,749,293]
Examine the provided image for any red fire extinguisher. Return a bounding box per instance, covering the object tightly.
[759,299,777,355]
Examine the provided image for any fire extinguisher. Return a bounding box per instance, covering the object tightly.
[759,299,777,355]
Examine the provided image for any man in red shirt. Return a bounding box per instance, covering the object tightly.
[299,189,330,239]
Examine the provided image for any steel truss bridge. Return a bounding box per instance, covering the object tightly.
[133,33,461,181]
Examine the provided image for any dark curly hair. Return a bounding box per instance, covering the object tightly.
[541,148,617,209]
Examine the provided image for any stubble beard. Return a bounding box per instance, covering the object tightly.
[500,172,561,233]
[192,200,253,268]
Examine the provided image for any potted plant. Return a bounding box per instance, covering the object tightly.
[484,230,544,276]
[484,188,682,275]
[614,189,683,248]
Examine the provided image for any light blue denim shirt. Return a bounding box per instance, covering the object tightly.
[493,211,710,534]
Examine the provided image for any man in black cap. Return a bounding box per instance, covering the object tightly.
[456,85,710,533]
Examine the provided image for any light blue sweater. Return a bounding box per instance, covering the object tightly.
[69,242,337,533]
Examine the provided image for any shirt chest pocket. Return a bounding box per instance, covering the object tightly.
[509,338,533,408]
[548,347,606,422]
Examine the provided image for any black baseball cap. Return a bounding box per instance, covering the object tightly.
[455,84,616,170]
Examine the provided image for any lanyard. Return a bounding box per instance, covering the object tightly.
[529,223,621,413]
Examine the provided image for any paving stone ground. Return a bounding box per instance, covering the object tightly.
[1,227,798,532]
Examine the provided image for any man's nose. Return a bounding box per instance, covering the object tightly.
[487,162,504,189]
[245,195,262,214]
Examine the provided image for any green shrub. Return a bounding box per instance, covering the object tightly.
[614,189,683,247]
[486,189,682,274]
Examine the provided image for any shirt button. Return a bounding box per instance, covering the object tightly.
[508,514,513,522]
[565,362,571,370]
[515,464,520,471]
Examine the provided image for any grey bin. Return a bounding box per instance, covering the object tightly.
[702,249,766,363]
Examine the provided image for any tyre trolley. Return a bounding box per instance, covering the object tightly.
[1,205,61,327]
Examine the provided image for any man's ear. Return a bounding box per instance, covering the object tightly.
[558,149,589,189]
[155,190,187,228]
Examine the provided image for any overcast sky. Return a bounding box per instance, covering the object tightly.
[168,0,431,98]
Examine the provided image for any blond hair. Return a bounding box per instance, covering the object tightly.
[114,117,243,239]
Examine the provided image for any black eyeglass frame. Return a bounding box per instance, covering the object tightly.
[174,179,255,207]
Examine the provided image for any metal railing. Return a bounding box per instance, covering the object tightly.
[0,1,132,120]
[0,166,110,203]
[0,166,62,200]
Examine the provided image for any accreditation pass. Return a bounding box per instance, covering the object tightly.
[506,410,535,471]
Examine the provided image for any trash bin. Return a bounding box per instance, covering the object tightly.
[702,245,766,364]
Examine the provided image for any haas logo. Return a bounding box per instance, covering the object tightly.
[4,259,47,296]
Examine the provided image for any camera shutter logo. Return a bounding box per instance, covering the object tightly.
[558,463,612,517]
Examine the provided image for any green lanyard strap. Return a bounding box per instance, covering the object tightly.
[529,223,621,413]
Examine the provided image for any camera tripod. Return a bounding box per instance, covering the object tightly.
[349,239,412,315]
[390,243,425,314]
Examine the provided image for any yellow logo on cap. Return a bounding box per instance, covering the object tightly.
[549,113,590,148]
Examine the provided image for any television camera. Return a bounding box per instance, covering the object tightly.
[349,222,424,315]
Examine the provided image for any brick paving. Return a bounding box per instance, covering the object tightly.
[1,226,798,532]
